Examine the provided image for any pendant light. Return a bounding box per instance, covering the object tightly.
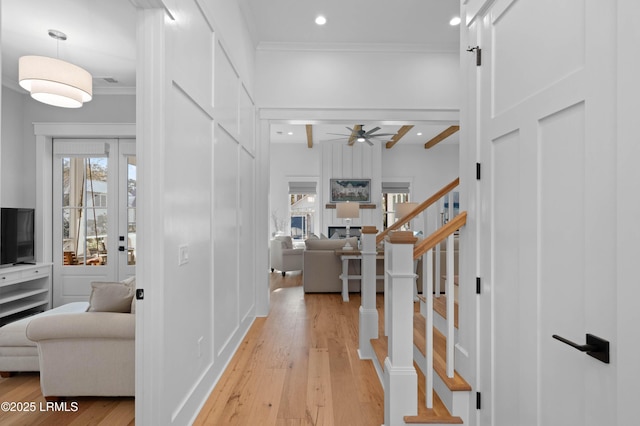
[19,30,93,108]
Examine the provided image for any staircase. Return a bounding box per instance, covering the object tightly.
[358,179,471,426]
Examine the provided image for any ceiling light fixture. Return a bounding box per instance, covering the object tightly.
[417,132,423,136]
[315,15,327,25]
[357,137,366,143]
[449,16,461,26]
[18,30,92,108]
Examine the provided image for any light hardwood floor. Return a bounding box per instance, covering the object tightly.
[0,371,134,426]
[0,272,383,425]
[195,271,385,425]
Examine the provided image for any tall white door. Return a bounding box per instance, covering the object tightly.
[52,138,136,307]
[475,1,617,425]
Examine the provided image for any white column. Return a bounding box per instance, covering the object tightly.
[384,239,391,336]
[359,226,378,359]
[384,231,418,426]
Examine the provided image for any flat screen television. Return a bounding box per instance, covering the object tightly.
[0,208,35,267]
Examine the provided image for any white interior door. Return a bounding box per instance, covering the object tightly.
[476,1,617,425]
[53,138,136,307]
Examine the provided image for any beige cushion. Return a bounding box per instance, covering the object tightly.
[305,237,358,251]
[89,281,134,313]
[275,235,293,249]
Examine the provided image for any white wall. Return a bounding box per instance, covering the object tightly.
[0,87,135,208]
[135,1,258,424]
[256,48,459,109]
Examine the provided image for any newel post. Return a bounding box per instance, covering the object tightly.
[359,226,378,360]
[384,231,418,425]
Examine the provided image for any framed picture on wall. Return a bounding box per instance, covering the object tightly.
[330,179,371,203]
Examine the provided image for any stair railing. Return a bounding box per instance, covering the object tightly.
[376,177,460,245]
[414,211,467,408]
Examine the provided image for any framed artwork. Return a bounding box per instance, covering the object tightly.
[330,179,371,203]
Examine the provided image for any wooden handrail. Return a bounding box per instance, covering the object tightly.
[413,211,467,259]
[377,177,460,244]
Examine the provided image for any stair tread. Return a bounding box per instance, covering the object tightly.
[432,295,458,329]
[417,293,458,329]
[413,313,471,392]
[371,335,388,372]
[404,362,463,424]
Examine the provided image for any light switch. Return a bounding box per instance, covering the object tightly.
[178,244,189,266]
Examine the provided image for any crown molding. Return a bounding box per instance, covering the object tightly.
[256,41,459,54]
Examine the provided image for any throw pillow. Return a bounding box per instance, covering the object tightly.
[89,281,134,313]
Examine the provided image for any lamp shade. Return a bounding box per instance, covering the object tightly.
[19,56,93,108]
[396,202,419,219]
[336,202,360,219]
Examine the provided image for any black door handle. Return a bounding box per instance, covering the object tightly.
[552,334,610,364]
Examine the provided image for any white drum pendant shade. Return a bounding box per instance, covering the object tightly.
[19,56,92,108]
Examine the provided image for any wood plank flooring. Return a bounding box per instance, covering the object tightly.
[0,272,384,426]
[194,271,385,425]
[0,372,134,426]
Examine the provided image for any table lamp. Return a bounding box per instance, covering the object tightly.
[396,202,419,230]
[336,201,360,250]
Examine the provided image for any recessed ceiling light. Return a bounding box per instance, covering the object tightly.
[315,15,327,25]
[449,16,461,26]
[417,132,423,136]
[288,131,293,135]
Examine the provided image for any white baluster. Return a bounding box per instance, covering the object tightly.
[446,233,455,378]
[424,248,434,408]
[384,238,391,336]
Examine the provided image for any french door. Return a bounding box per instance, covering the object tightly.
[52,138,136,307]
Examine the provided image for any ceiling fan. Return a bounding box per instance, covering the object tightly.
[326,125,397,146]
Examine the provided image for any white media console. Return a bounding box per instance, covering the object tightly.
[0,263,52,326]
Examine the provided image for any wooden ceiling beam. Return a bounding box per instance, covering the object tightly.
[385,125,414,149]
[347,124,362,146]
[306,124,313,148]
[424,125,460,149]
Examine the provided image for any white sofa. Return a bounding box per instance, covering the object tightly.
[0,302,89,377]
[270,235,304,276]
[26,310,135,398]
[24,278,136,398]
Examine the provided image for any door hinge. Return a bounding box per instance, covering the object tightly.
[467,46,482,66]
[476,391,482,409]
[476,163,481,180]
[136,289,144,300]
[476,277,481,294]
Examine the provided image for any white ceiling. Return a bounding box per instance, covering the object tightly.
[1,1,460,146]
[238,0,460,50]
[271,123,459,147]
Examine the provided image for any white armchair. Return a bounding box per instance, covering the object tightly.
[270,235,303,276]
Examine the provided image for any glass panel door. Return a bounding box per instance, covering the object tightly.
[53,139,135,307]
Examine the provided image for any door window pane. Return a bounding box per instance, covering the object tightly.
[61,157,108,266]
[127,156,136,265]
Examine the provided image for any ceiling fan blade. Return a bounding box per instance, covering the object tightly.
[367,133,397,137]
[326,133,352,137]
[364,126,381,135]
[364,139,374,146]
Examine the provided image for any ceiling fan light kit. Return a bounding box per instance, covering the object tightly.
[327,125,397,146]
